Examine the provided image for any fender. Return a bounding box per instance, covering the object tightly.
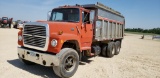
[48,33,82,53]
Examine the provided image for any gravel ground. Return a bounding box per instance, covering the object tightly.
[0,28,160,78]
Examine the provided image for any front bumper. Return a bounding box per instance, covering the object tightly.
[18,47,59,66]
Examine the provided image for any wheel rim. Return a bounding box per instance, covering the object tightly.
[64,55,76,72]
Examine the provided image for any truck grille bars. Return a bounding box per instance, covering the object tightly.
[23,22,49,51]
[23,25,46,48]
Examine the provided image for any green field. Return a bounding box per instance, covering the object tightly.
[124,31,157,35]
[125,31,160,42]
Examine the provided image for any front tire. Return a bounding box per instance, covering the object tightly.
[53,48,79,78]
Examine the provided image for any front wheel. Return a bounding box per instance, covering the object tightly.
[53,48,79,78]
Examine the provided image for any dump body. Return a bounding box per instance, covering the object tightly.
[83,3,125,41]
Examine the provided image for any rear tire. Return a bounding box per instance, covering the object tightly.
[106,42,116,58]
[101,45,107,57]
[115,41,121,55]
[53,48,79,78]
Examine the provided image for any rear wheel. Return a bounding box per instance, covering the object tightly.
[53,48,79,78]
[115,41,121,55]
[106,42,116,58]
[101,45,107,57]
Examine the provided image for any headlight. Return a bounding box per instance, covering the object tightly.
[51,39,57,47]
[18,35,22,41]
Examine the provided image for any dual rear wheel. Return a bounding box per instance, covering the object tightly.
[101,41,121,58]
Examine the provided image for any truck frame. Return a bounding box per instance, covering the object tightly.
[18,2,125,78]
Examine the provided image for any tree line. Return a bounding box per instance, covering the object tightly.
[125,28,160,34]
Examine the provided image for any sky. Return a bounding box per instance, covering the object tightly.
[0,0,160,29]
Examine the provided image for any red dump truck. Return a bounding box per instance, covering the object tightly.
[18,2,125,78]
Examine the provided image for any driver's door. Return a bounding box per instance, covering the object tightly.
[81,11,93,50]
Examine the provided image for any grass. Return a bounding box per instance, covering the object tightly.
[124,31,157,35]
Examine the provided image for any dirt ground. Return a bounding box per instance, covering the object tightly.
[0,28,160,78]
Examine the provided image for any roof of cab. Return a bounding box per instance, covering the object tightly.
[52,5,90,13]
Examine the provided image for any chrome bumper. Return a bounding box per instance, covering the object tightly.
[18,47,59,66]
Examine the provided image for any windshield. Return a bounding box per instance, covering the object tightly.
[18,21,23,24]
[50,8,79,22]
[2,17,8,20]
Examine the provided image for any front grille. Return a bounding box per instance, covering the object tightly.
[23,25,46,48]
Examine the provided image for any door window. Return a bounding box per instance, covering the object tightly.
[82,11,90,23]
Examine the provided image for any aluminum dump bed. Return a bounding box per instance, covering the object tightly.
[82,2,125,41]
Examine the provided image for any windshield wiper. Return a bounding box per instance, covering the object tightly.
[54,20,63,21]
[65,20,77,22]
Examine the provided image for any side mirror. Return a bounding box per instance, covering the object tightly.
[47,11,51,21]
[89,10,95,24]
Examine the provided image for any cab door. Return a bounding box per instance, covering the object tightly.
[80,11,93,50]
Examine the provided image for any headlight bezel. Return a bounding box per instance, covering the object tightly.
[51,39,57,47]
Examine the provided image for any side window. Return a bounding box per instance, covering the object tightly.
[82,11,90,23]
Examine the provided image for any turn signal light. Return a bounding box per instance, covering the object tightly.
[58,31,63,35]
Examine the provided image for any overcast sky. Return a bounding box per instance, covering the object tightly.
[0,0,160,29]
